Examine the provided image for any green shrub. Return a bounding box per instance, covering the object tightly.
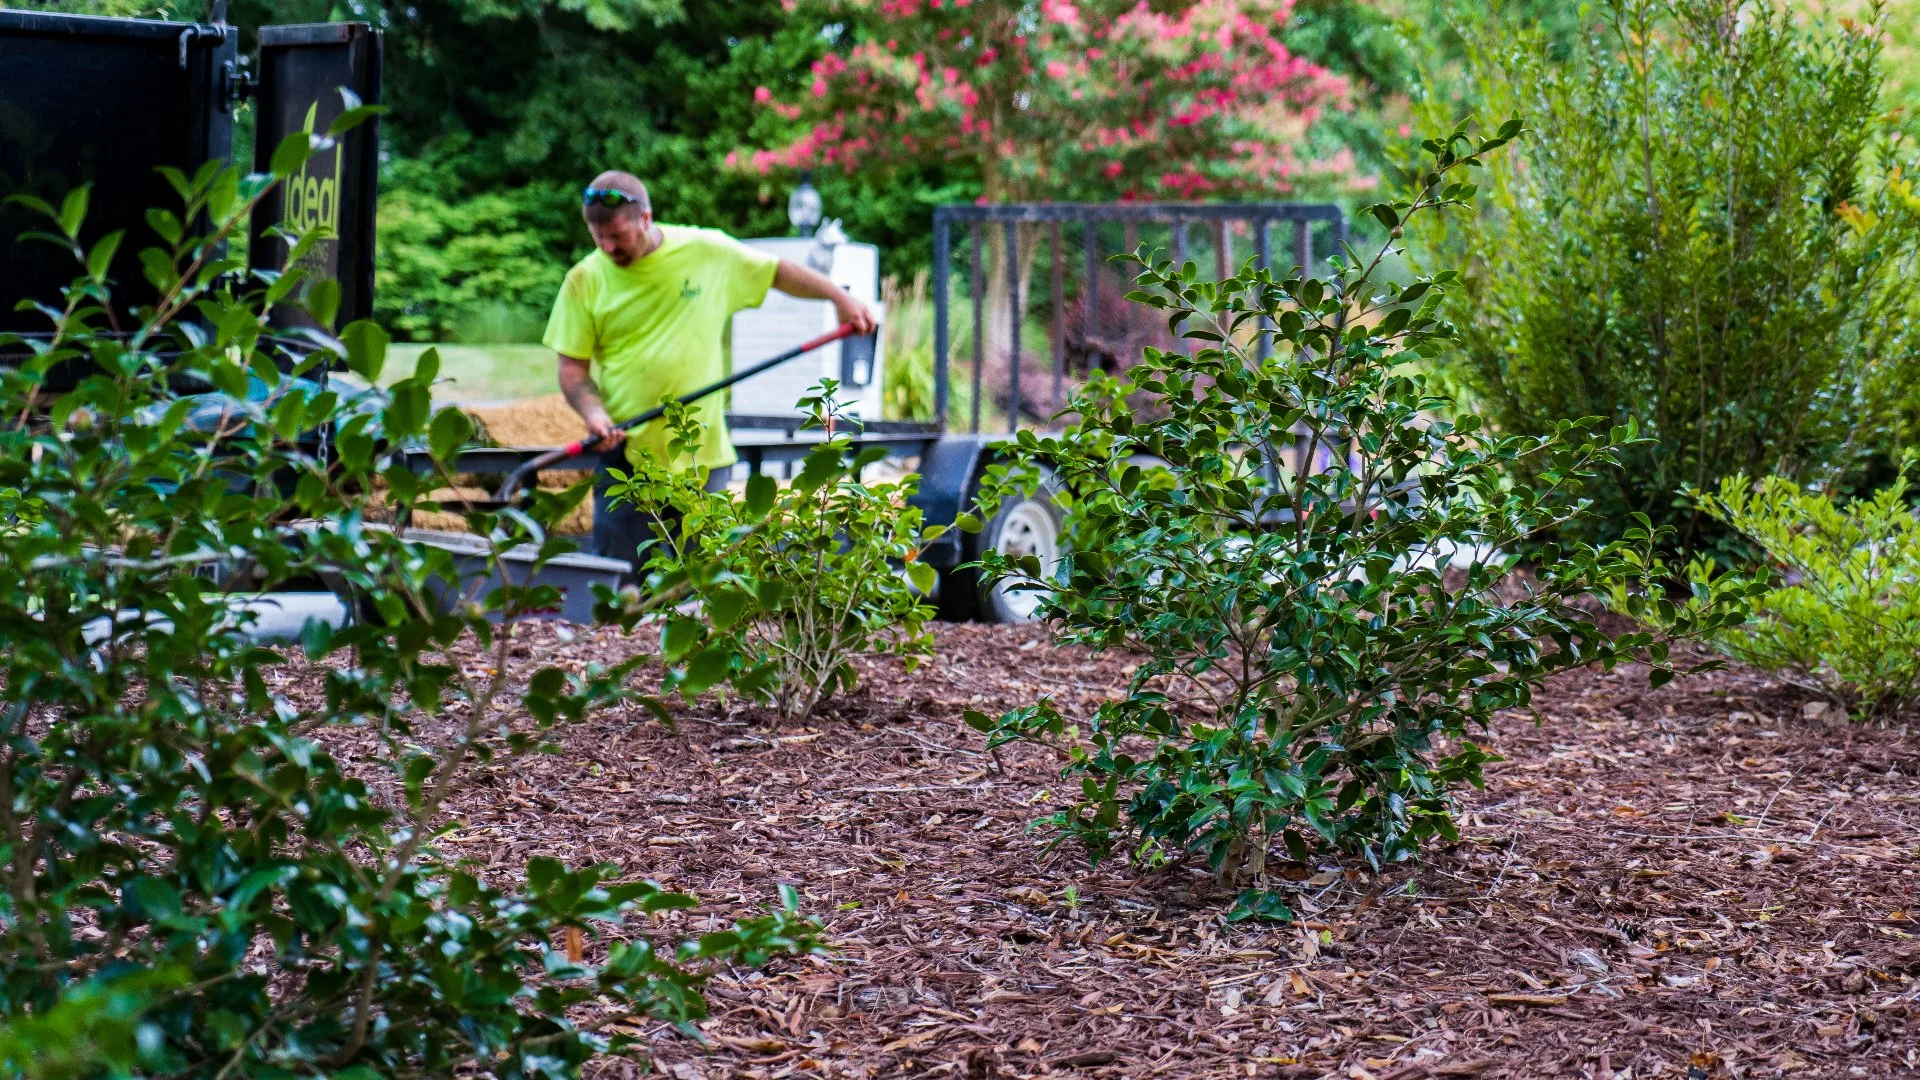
[374,168,574,342]
[0,132,814,1074]
[606,383,935,721]
[453,299,552,345]
[1687,472,1920,719]
[881,270,941,422]
[969,119,1752,918]
[1414,0,1920,554]
[881,269,984,426]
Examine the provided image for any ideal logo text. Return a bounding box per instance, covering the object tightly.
[283,102,342,235]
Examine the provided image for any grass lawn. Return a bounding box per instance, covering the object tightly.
[386,343,556,404]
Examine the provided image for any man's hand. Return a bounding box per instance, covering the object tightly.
[557,353,626,451]
[583,408,626,451]
[832,291,877,336]
[774,259,878,335]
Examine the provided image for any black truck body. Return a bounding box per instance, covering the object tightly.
[0,10,380,351]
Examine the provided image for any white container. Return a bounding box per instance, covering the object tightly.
[731,237,886,420]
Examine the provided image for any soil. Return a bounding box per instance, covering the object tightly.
[399,395,597,534]
[466,394,591,449]
[311,622,1920,1080]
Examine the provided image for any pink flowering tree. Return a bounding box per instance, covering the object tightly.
[734,0,1357,413]
[742,0,1354,202]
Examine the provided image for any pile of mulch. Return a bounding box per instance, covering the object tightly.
[378,393,597,534]
[307,623,1920,1079]
[465,393,590,449]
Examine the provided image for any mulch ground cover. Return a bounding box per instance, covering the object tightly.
[307,622,1920,1080]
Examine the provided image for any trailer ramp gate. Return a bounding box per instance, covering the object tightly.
[929,202,1347,434]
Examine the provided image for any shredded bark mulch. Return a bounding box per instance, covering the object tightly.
[310,622,1920,1079]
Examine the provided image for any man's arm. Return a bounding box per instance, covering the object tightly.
[557,353,624,450]
[772,259,877,334]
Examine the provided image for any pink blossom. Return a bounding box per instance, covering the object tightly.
[739,0,1357,201]
[754,86,773,104]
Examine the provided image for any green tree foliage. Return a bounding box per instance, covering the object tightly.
[0,126,814,1073]
[606,384,935,722]
[16,0,1479,342]
[1412,0,1920,553]
[372,159,578,342]
[969,120,1752,917]
[1684,472,1920,719]
[5,0,846,339]
[333,0,964,339]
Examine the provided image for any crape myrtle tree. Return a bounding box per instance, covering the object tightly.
[743,0,1355,201]
[0,116,816,1073]
[742,0,1362,384]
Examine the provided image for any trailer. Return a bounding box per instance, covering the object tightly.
[1,7,1347,626]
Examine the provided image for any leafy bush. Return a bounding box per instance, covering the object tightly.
[373,168,574,342]
[881,270,940,422]
[880,269,988,426]
[1687,473,1920,719]
[0,131,814,1073]
[606,383,935,721]
[970,119,1751,918]
[1414,0,1920,554]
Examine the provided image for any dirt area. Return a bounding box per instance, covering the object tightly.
[466,394,591,448]
[310,622,1920,1079]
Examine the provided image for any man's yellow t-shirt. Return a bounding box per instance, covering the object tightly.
[542,224,780,472]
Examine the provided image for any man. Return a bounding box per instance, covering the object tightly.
[543,170,875,566]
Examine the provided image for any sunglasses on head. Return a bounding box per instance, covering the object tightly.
[582,187,644,209]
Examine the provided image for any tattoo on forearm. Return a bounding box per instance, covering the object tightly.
[559,363,605,416]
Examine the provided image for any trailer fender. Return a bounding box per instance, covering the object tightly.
[908,433,997,569]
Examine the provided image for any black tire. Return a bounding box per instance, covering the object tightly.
[933,561,984,622]
[934,470,1061,625]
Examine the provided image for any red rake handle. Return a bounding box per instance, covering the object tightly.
[490,322,863,503]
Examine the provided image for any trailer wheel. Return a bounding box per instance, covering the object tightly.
[926,468,1064,625]
[980,484,1064,623]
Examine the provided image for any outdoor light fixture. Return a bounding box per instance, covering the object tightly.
[788,172,823,238]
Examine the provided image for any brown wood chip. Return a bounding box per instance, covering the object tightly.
[1487,993,1570,1007]
[300,621,1920,1078]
